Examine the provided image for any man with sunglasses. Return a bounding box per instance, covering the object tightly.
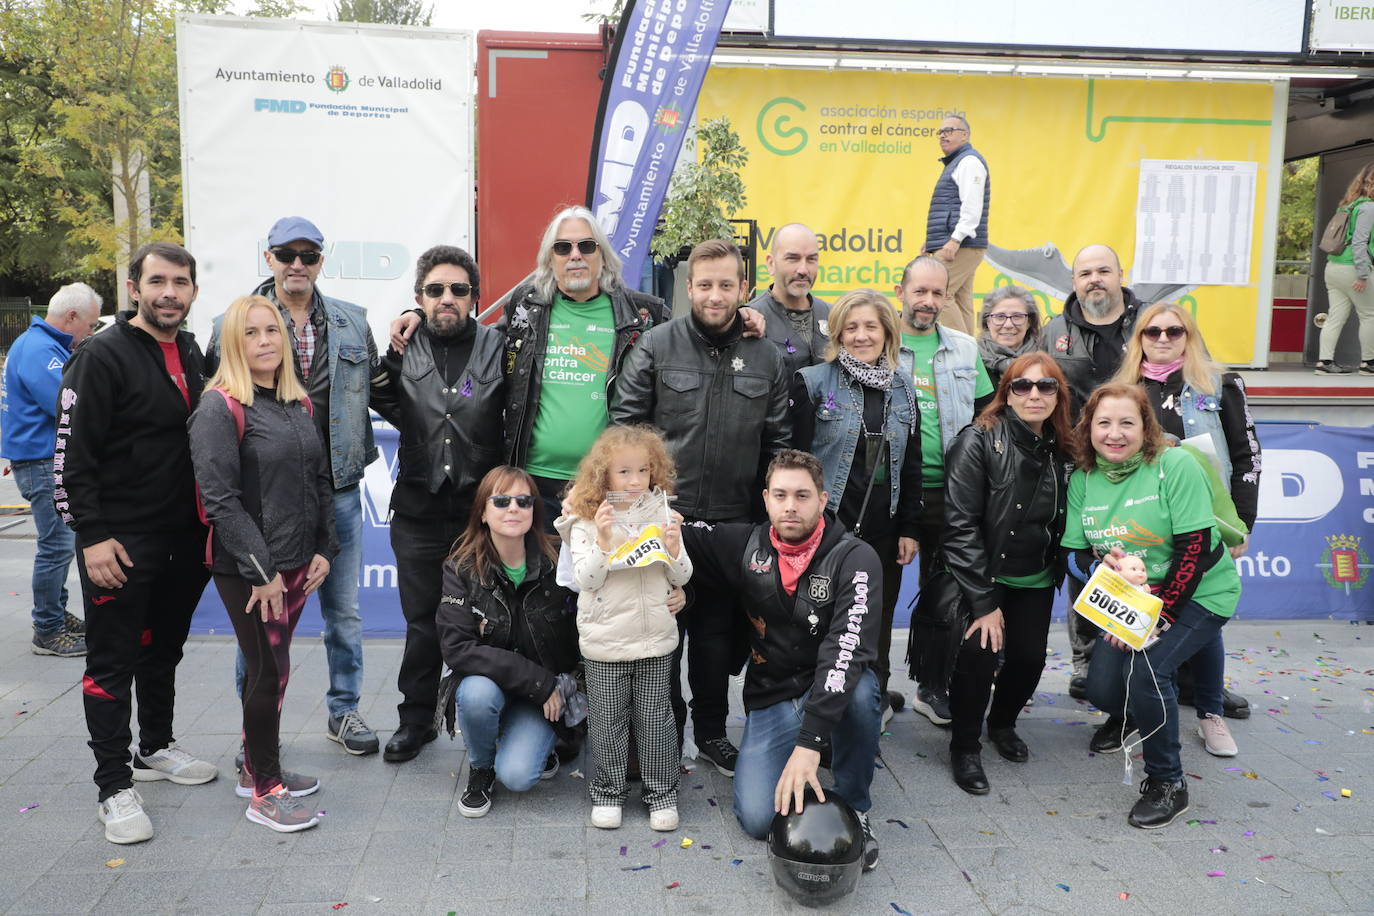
[894,255,994,726]
[1038,243,1143,699]
[922,115,990,336]
[205,216,384,757]
[2,282,102,658]
[370,245,506,763]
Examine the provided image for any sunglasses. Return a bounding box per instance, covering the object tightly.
[270,248,322,266]
[987,312,1029,326]
[489,494,535,509]
[936,127,966,137]
[1008,377,1059,395]
[552,238,599,257]
[422,282,475,299]
[1142,325,1186,341]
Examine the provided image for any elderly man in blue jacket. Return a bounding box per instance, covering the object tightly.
[1,282,102,657]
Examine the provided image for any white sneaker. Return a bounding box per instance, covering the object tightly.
[649,807,679,832]
[1197,714,1238,757]
[98,787,153,844]
[590,805,622,829]
[132,743,219,785]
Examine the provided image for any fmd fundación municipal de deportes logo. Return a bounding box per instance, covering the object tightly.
[325,65,350,93]
[1317,534,1371,595]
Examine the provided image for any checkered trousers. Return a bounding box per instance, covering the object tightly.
[584,654,679,811]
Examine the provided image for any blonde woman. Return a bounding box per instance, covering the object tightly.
[189,295,336,832]
[790,289,922,724]
[1318,163,1374,374]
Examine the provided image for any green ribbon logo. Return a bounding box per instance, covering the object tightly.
[757,97,808,156]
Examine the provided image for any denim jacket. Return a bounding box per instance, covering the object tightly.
[1177,376,1231,490]
[208,287,378,490]
[899,325,980,454]
[798,360,917,517]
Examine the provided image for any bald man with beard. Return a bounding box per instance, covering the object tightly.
[749,223,831,379]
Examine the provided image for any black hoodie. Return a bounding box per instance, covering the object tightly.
[56,312,206,547]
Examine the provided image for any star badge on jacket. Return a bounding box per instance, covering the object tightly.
[731,357,745,372]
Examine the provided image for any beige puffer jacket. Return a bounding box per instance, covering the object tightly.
[554,514,692,662]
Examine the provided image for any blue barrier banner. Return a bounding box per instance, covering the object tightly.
[193,420,1374,637]
[585,0,732,285]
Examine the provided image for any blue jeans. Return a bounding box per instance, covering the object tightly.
[734,669,882,840]
[236,484,364,716]
[456,675,555,792]
[1086,600,1228,782]
[12,459,75,634]
[1185,632,1226,719]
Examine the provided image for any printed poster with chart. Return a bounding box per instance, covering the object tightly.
[1132,160,1258,286]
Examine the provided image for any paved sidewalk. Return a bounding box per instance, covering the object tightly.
[0,533,1371,914]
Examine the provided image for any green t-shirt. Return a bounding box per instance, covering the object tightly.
[1062,447,1241,618]
[901,331,994,487]
[997,568,1053,590]
[503,560,527,589]
[526,293,617,479]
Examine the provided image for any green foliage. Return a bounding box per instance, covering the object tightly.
[651,117,748,261]
[581,0,626,26]
[1276,157,1318,274]
[331,0,432,26]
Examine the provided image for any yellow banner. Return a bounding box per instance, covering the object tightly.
[698,69,1278,363]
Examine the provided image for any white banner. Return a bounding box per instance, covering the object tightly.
[1310,0,1374,51]
[724,0,769,32]
[176,15,474,350]
[1132,159,1258,287]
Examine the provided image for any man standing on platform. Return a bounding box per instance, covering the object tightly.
[923,115,990,336]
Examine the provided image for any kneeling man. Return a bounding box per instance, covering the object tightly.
[683,449,883,870]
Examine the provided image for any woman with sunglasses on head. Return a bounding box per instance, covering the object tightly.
[1066,383,1241,828]
[189,295,336,833]
[1112,303,1260,754]
[940,354,1071,794]
[976,285,1042,388]
[791,289,922,724]
[436,465,583,820]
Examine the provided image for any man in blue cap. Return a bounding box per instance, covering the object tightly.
[206,217,384,769]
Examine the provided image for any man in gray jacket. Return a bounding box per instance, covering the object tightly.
[748,223,829,380]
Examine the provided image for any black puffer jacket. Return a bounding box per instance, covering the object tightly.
[610,314,791,520]
[436,543,581,708]
[942,412,1069,618]
[500,282,668,466]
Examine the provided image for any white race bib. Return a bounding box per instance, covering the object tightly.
[1073,565,1163,651]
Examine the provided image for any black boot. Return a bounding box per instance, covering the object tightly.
[951,751,990,795]
[1221,688,1251,719]
[1089,716,1138,754]
[987,727,1029,763]
[1128,776,1189,829]
[384,723,438,762]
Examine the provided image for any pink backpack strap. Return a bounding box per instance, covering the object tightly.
[209,388,246,442]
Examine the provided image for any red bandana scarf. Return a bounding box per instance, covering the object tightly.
[769,518,826,596]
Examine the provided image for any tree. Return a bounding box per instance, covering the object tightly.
[1276,157,1318,274]
[332,0,432,26]
[651,117,748,262]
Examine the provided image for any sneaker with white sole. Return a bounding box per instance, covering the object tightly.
[590,805,623,829]
[857,811,879,871]
[458,766,496,818]
[98,787,153,844]
[540,752,559,780]
[132,743,218,785]
[246,785,319,833]
[31,627,86,657]
[698,737,739,776]
[326,711,380,755]
[649,807,679,831]
[911,686,952,726]
[236,763,320,798]
[1197,713,1238,757]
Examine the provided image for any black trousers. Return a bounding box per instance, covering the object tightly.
[916,486,945,587]
[392,510,468,727]
[80,527,209,801]
[949,584,1054,754]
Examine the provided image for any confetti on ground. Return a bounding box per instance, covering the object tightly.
[1186,773,1202,780]
[978,830,996,836]
[1254,877,1294,898]
[1119,892,1130,900]
[891,905,914,916]
[316,810,327,817]
[651,839,667,848]
[1323,792,1337,801]
[1207,870,1226,878]
[331,906,348,911]
[367,897,381,903]
[665,882,680,889]
[731,859,743,866]
[707,798,717,807]
[1210,846,1228,853]
[1187,819,1201,826]
[1244,771,1259,779]
[1201,820,1218,825]
[622,864,652,871]
[1046,811,1058,816]
[701,845,712,850]
[1341,789,1352,798]
[18,804,38,813]
[1315,828,1333,835]
[1243,830,1256,837]
[1056,883,1070,892]
[1091,861,1110,872]
[105,858,124,868]
[680,838,693,849]
[1259,855,1276,861]
[569,770,585,779]
[886,818,909,829]
[914,752,927,759]
[961,871,972,883]
[619,846,627,856]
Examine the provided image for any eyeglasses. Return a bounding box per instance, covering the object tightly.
[1141,325,1187,341]
[422,282,475,299]
[552,238,599,257]
[936,127,967,137]
[270,248,322,266]
[987,312,1029,326]
[489,494,535,509]
[1008,377,1059,396]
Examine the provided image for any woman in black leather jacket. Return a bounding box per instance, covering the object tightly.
[436,465,583,819]
[941,353,1072,795]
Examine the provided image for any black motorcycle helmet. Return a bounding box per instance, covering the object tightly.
[767,787,865,907]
